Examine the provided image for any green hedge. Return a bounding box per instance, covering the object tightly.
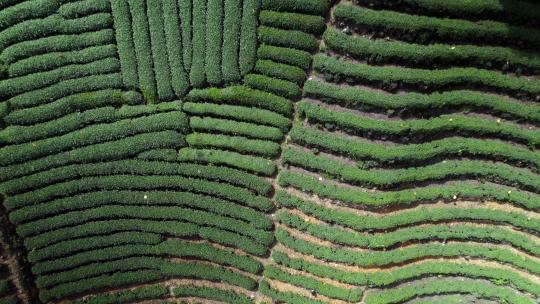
[128,0,157,102]
[161,261,257,290]
[0,26,112,65]
[354,0,540,25]
[279,170,539,210]
[261,0,330,16]
[333,4,540,48]
[189,0,206,87]
[0,0,59,32]
[277,210,540,255]
[187,86,293,115]
[183,102,291,131]
[1,131,184,182]
[303,80,540,123]
[0,111,187,166]
[7,73,124,110]
[259,280,324,304]
[3,159,272,197]
[177,148,277,175]
[73,284,169,304]
[0,57,119,98]
[314,54,540,99]
[297,101,540,147]
[0,101,180,144]
[244,73,301,99]
[178,0,192,71]
[254,59,307,84]
[39,270,163,302]
[289,124,540,170]
[205,0,223,85]
[264,265,363,302]
[8,44,118,77]
[186,132,281,157]
[8,175,272,216]
[239,0,259,75]
[363,278,534,304]
[190,116,283,141]
[273,251,540,294]
[172,286,252,304]
[136,148,178,161]
[162,0,189,97]
[282,146,540,193]
[259,26,319,52]
[27,231,162,262]
[259,10,325,34]
[276,228,540,274]
[257,45,312,70]
[275,190,540,235]
[323,27,540,73]
[221,0,242,83]
[110,0,138,89]
[147,0,174,100]
[0,13,112,51]
[58,0,110,18]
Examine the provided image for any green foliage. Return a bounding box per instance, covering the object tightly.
[73,284,169,304]
[177,148,276,175]
[261,0,330,16]
[264,265,363,301]
[254,60,307,85]
[314,54,540,99]
[259,10,325,34]
[190,116,283,140]
[205,0,223,85]
[259,280,324,304]
[244,73,301,99]
[187,86,293,115]
[239,0,260,75]
[58,0,111,19]
[162,0,189,97]
[189,0,206,87]
[324,27,540,72]
[276,228,540,275]
[334,4,540,48]
[258,26,319,52]
[172,286,252,304]
[222,0,242,83]
[363,278,534,304]
[275,191,540,233]
[289,124,540,170]
[178,0,192,71]
[183,102,291,131]
[297,101,540,147]
[186,132,281,157]
[304,80,540,123]
[257,44,312,70]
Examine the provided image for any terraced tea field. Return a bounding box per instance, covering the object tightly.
[0,0,539,303]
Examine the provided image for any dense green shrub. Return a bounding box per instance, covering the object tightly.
[183,102,291,131]
[186,132,281,157]
[258,26,319,52]
[58,0,110,19]
[189,0,206,87]
[259,280,324,304]
[257,45,312,70]
[261,0,330,16]
[244,73,301,99]
[334,4,540,48]
[303,80,540,123]
[324,28,540,72]
[73,284,169,304]
[177,148,276,175]
[254,60,307,84]
[187,86,293,115]
[313,54,540,99]
[239,0,260,75]
[190,116,283,140]
[162,0,189,97]
[173,286,252,304]
[205,0,223,85]
[178,0,192,71]
[259,10,325,34]
[221,0,242,83]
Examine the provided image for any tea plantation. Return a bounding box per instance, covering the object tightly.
[0,0,539,303]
